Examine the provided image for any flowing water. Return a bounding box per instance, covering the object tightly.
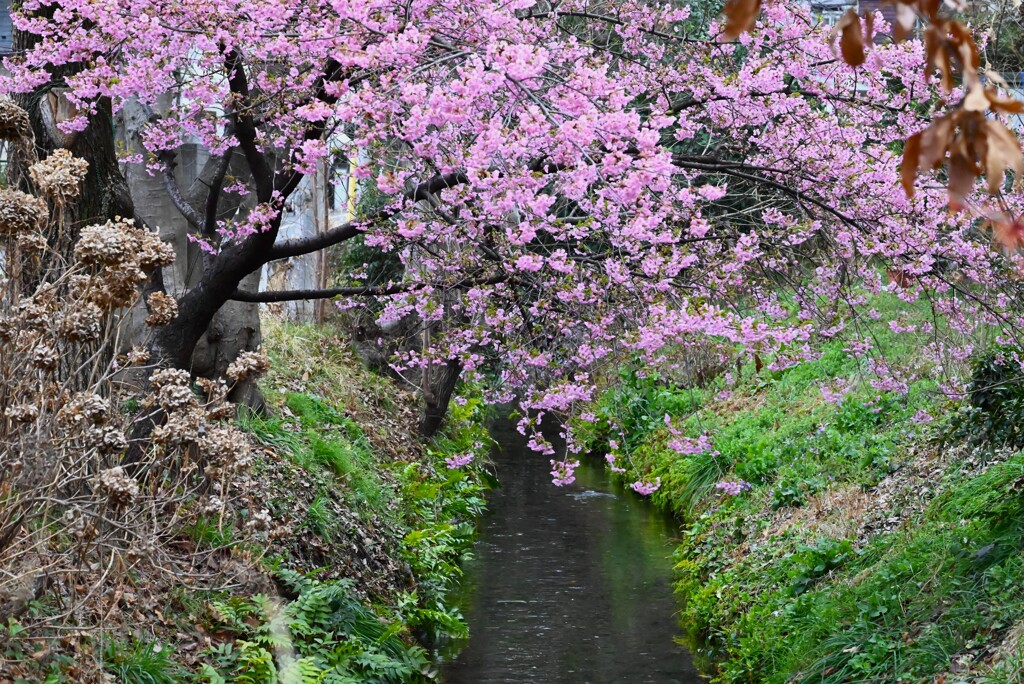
[443,419,700,683]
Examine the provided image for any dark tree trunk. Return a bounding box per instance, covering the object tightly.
[419,358,464,439]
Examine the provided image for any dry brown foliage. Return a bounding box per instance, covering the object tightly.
[0,111,274,657]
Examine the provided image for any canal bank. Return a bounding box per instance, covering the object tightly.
[573,321,1024,682]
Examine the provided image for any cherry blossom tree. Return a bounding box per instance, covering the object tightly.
[5,0,1024,456]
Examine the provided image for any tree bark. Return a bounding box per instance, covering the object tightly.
[419,358,464,439]
[117,101,264,400]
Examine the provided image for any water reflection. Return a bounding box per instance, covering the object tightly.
[443,419,699,684]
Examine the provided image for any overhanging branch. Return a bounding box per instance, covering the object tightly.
[266,170,472,262]
[230,283,422,302]
[230,273,509,303]
[266,211,386,262]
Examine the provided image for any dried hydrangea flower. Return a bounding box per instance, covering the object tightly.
[157,384,197,412]
[31,343,59,371]
[17,233,47,254]
[0,316,14,342]
[0,97,32,142]
[149,368,190,389]
[60,302,103,342]
[247,509,273,532]
[4,404,40,423]
[134,230,176,271]
[90,426,128,455]
[93,263,148,309]
[0,189,48,235]
[151,409,205,446]
[58,392,110,427]
[200,424,251,474]
[206,402,236,421]
[125,346,150,365]
[96,467,139,506]
[144,292,178,326]
[29,149,89,205]
[74,221,134,266]
[225,350,271,383]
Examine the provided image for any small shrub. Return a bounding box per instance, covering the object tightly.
[103,639,181,684]
[954,345,1024,448]
[788,538,854,595]
[771,469,827,510]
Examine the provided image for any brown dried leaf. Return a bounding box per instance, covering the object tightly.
[919,114,955,170]
[948,21,980,72]
[919,0,941,20]
[991,213,1024,250]
[983,119,1024,194]
[902,132,923,197]
[947,152,976,211]
[894,2,917,41]
[985,89,1024,114]
[963,83,990,112]
[923,25,954,92]
[835,9,866,67]
[721,0,761,40]
[984,69,1011,90]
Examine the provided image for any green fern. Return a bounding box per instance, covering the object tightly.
[199,572,433,683]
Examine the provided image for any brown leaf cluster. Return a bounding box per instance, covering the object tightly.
[923,18,978,91]
[903,108,1023,210]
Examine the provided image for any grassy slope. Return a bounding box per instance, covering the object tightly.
[30,318,492,684]
[190,318,492,683]
[579,294,1024,683]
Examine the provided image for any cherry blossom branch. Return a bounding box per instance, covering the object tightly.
[265,214,377,262]
[230,274,509,302]
[223,48,274,201]
[523,9,706,44]
[266,171,472,261]
[157,152,204,231]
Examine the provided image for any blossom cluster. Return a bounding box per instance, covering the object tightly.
[630,478,661,496]
[716,480,753,496]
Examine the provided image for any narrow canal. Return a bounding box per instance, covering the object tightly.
[443,418,699,683]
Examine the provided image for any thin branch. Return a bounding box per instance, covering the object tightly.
[267,209,388,262]
[408,171,470,202]
[230,274,509,303]
[671,158,862,231]
[523,9,705,44]
[196,149,235,237]
[230,283,423,302]
[266,170,471,262]
[223,48,274,200]
[157,151,203,231]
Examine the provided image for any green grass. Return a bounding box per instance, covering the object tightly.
[305,494,339,540]
[240,392,389,513]
[184,515,235,548]
[576,291,1024,683]
[223,324,492,681]
[102,639,182,684]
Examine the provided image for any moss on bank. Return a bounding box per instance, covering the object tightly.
[578,296,1024,683]
[0,318,491,683]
